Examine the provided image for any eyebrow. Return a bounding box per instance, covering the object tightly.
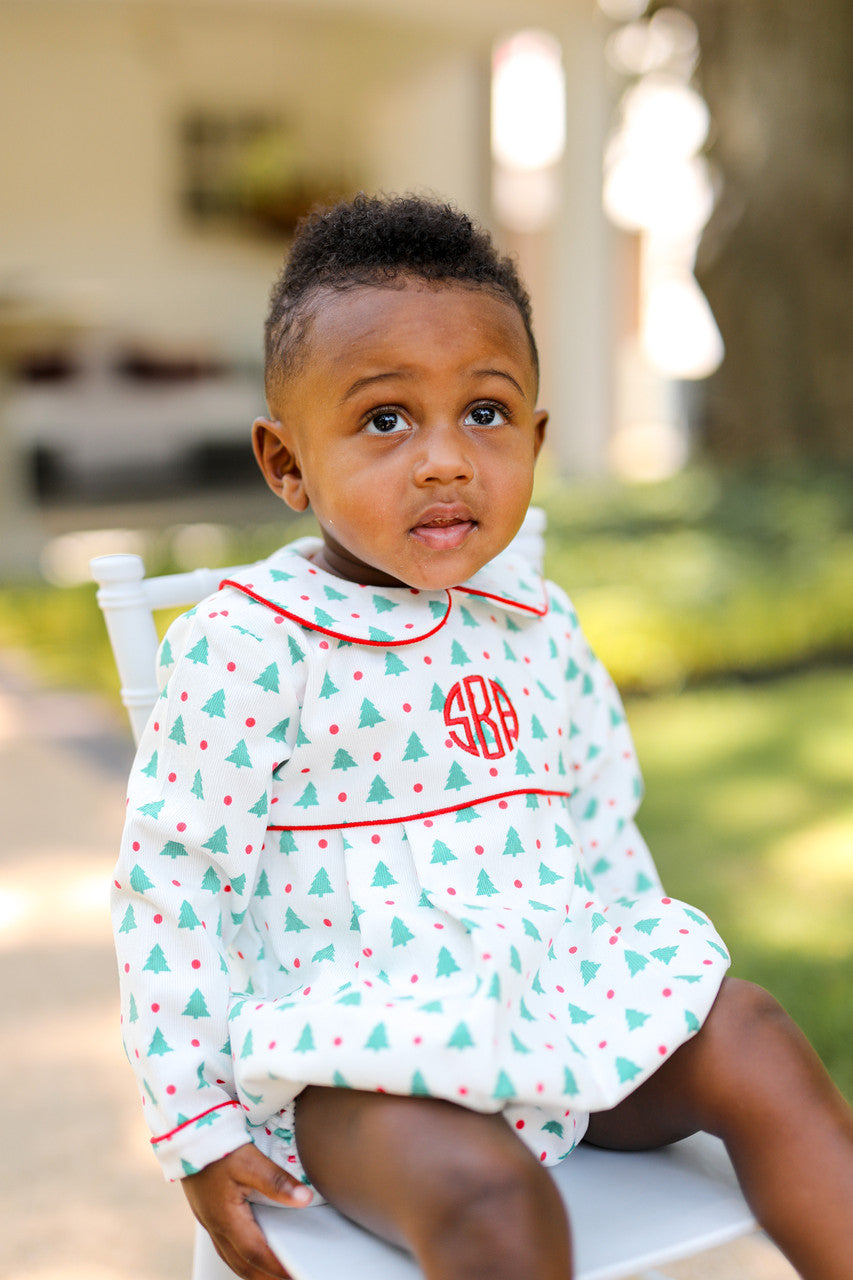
[473,368,528,399]
[339,366,528,405]
[339,371,409,404]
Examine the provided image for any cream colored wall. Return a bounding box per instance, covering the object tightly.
[1,0,616,479]
[0,1,489,360]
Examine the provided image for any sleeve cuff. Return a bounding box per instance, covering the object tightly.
[151,1100,251,1181]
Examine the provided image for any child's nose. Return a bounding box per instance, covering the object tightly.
[412,423,474,486]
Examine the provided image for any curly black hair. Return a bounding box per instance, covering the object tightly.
[263,193,538,400]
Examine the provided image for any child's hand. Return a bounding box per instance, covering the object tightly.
[182,1142,313,1280]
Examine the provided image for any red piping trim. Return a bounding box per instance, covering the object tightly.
[220,580,452,647]
[267,788,572,832]
[151,1100,241,1146]
[456,580,549,617]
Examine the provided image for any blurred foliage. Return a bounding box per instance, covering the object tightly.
[631,668,853,1101]
[538,465,853,692]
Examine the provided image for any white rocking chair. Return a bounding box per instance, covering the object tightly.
[90,525,758,1280]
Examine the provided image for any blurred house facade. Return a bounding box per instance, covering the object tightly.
[1,0,619,502]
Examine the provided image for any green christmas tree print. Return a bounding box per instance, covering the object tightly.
[178,900,201,930]
[332,747,357,771]
[202,826,229,856]
[444,761,470,792]
[186,636,209,665]
[267,718,291,743]
[182,988,211,1019]
[284,907,309,933]
[514,749,534,778]
[493,1069,516,1100]
[391,916,415,948]
[148,1027,172,1056]
[502,827,524,857]
[308,868,333,897]
[201,689,226,718]
[319,672,339,699]
[364,1023,390,1051]
[616,1057,642,1084]
[225,739,252,769]
[358,699,385,728]
[366,774,394,804]
[430,839,458,864]
[159,840,188,860]
[476,868,498,897]
[295,782,319,809]
[450,640,471,666]
[200,867,221,893]
[169,715,187,743]
[254,663,280,693]
[402,732,428,762]
[436,946,461,978]
[411,1070,430,1096]
[118,904,136,933]
[447,1022,475,1049]
[143,944,170,973]
[371,861,398,888]
[294,1024,315,1054]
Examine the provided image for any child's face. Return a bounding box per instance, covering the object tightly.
[253,281,547,590]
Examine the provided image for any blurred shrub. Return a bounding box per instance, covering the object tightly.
[540,466,853,692]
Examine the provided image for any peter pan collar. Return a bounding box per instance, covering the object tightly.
[220,537,548,647]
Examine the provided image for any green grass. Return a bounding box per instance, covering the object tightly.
[629,668,853,1100]
[539,466,853,691]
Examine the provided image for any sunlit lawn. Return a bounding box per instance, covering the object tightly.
[629,668,853,1100]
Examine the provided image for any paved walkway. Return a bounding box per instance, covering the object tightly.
[0,651,796,1280]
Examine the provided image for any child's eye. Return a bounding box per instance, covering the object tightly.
[465,404,507,427]
[364,410,407,435]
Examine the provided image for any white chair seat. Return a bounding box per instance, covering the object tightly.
[192,1132,755,1280]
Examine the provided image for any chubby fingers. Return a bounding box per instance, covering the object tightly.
[182,1143,312,1280]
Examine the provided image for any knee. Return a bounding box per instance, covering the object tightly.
[706,977,792,1047]
[693,978,806,1121]
[414,1133,567,1271]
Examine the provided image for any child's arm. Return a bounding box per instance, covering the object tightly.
[112,594,301,1182]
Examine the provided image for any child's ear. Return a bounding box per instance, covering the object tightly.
[533,409,548,459]
[252,417,309,512]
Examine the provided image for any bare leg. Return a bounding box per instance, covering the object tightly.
[295,1086,572,1280]
[586,977,853,1280]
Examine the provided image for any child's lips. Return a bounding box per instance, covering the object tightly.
[410,508,477,550]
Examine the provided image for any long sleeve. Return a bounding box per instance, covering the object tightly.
[111,593,300,1179]
[558,590,664,902]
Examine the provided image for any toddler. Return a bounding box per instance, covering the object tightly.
[113,194,853,1280]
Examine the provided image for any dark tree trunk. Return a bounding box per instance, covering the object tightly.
[672,0,853,462]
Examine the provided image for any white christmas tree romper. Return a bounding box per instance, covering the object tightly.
[112,538,730,1194]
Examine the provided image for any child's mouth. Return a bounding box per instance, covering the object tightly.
[410,512,477,551]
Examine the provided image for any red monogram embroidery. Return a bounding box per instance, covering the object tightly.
[443,676,519,759]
